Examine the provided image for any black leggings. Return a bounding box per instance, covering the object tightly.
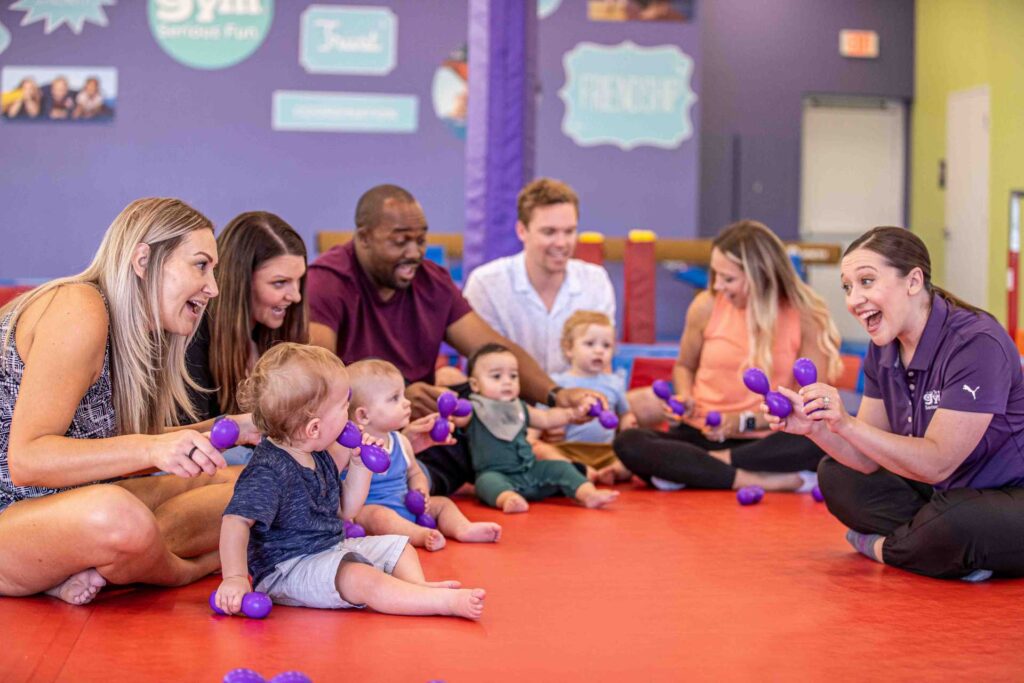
[818,457,1024,579]
[613,423,825,489]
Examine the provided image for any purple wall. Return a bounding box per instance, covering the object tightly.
[536,7,701,239]
[699,0,914,238]
[0,2,469,279]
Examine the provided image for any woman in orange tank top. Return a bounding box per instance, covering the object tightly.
[613,221,843,492]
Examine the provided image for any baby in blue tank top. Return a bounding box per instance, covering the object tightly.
[343,359,502,551]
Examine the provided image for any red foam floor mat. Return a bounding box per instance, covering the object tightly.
[3,486,1023,682]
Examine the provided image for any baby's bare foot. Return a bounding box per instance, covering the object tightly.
[45,568,106,606]
[579,488,620,509]
[454,522,502,543]
[443,588,486,620]
[498,492,529,514]
[421,529,447,552]
[421,579,462,589]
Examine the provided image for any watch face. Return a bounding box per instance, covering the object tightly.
[745,416,757,432]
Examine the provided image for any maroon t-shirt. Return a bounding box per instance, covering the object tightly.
[307,241,472,384]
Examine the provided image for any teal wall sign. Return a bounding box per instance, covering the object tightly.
[273,91,418,134]
[10,0,115,35]
[538,0,562,19]
[559,41,697,151]
[300,5,396,75]
[149,0,273,70]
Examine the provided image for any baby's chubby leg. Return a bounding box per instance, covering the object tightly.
[476,471,528,514]
[335,559,485,620]
[431,497,501,542]
[574,482,620,509]
[356,505,446,552]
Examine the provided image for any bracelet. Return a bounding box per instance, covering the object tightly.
[546,386,563,408]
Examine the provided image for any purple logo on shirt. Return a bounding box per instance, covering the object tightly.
[924,390,941,410]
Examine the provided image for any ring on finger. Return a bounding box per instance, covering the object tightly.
[188,446,199,461]
[823,396,831,406]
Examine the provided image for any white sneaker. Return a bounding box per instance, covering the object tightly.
[796,470,818,493]
[650,476,686,491]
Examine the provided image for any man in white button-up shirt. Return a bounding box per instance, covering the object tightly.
[463,178,616,376]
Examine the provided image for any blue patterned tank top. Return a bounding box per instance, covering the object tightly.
[0,294,116,513]
[342,432,415,522]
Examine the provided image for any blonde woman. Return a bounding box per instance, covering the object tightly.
[614,220,843,492]
[0,198,246,606]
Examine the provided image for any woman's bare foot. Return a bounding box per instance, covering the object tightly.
[453,521,502,543]
[442,588,486,620]
[596,461,633,485]
[577,487,620,509]
[421,579,462,589]
[496,491,529,514]
[45,568,106,606]
[413,528,447,552]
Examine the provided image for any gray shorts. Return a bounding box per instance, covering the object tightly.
[254,534,408,610]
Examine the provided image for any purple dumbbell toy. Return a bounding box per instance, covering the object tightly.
[811,485,825,503]
[210,590,273,619]
[736,486,765,506]
[269,672,313,683]
[705,411,722,428]
[652,380,686,416]
[453,398,473,417]
[224,669,265,683]
[343,520,366,538]
[337,421,362,448]
[587,401,620,430]
[210,417,240,450]
[404,489,437,528]
[431,392,457,442]
[337,422,390,473]
[743,368,793,418]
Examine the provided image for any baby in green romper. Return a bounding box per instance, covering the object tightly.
[466,343,620,514]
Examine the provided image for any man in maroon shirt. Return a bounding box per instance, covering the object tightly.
[307,184,600,495]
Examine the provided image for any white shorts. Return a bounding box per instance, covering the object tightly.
[255,534,408,609]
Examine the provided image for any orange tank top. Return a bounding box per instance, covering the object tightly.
[689,292,802,421]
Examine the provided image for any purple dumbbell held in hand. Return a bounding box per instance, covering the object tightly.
[431,392,457,442]
[336,422,390,473]
[210,417,240,450]
[224,669,265,683]
[404,489,436,528]
[587,401,620,430]
[736,486,765,506]
[652,380,686,416]
[210,590,273,619]
[743,368,793,418]
[705,411,722,428]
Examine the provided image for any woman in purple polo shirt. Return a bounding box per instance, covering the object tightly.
[768,227,1024,581]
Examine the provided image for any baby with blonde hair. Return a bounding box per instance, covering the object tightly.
[215,343,485,620]
[345,359,501,551]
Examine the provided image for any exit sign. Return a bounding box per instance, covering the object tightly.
[839,30,879,59]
